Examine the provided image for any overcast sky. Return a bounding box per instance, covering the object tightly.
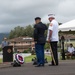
[0,0,75,33]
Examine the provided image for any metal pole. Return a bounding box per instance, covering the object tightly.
[61,36,65,60]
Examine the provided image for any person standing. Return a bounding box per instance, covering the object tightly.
[1,37,9,49]
[47,14,59,66]
[33,17,47,67]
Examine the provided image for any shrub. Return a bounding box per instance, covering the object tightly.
[0,48,2,52]
[23,50,29,53]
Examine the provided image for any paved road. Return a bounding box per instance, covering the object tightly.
[0,60,75,75]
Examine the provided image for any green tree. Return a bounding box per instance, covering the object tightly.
[24,25,34,37]
[9,26,24,39]
[9,25,34,39]
[0,48,2,52]
[9,24,48,39]
[44,23,49,37]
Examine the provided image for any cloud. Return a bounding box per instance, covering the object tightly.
[0,0,75,32]
[58,0,75,16]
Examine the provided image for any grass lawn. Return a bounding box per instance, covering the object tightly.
[0,55,51,63]
[24,55,51,63]
[0,59,2,63]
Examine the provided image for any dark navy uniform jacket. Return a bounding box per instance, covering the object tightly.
[33,22,48,44]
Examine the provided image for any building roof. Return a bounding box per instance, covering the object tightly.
[8,37,34,43]
[15,45,31,49]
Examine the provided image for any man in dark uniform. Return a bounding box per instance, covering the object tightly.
[34,17,47,67]
[47,14,59,66]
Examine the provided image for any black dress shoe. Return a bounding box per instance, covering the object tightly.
[49,64,58,66]
[35,64,41,67]
[35,64,44,67]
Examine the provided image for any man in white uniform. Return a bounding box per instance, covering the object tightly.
[47,14,59,66]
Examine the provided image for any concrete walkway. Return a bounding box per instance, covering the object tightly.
[0,60,75,75]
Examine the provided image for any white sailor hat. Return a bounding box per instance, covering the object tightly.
[48,14,55,18]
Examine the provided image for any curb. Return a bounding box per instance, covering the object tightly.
[0,63,12,68]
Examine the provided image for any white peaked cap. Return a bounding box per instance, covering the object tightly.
[48,14,55,18]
